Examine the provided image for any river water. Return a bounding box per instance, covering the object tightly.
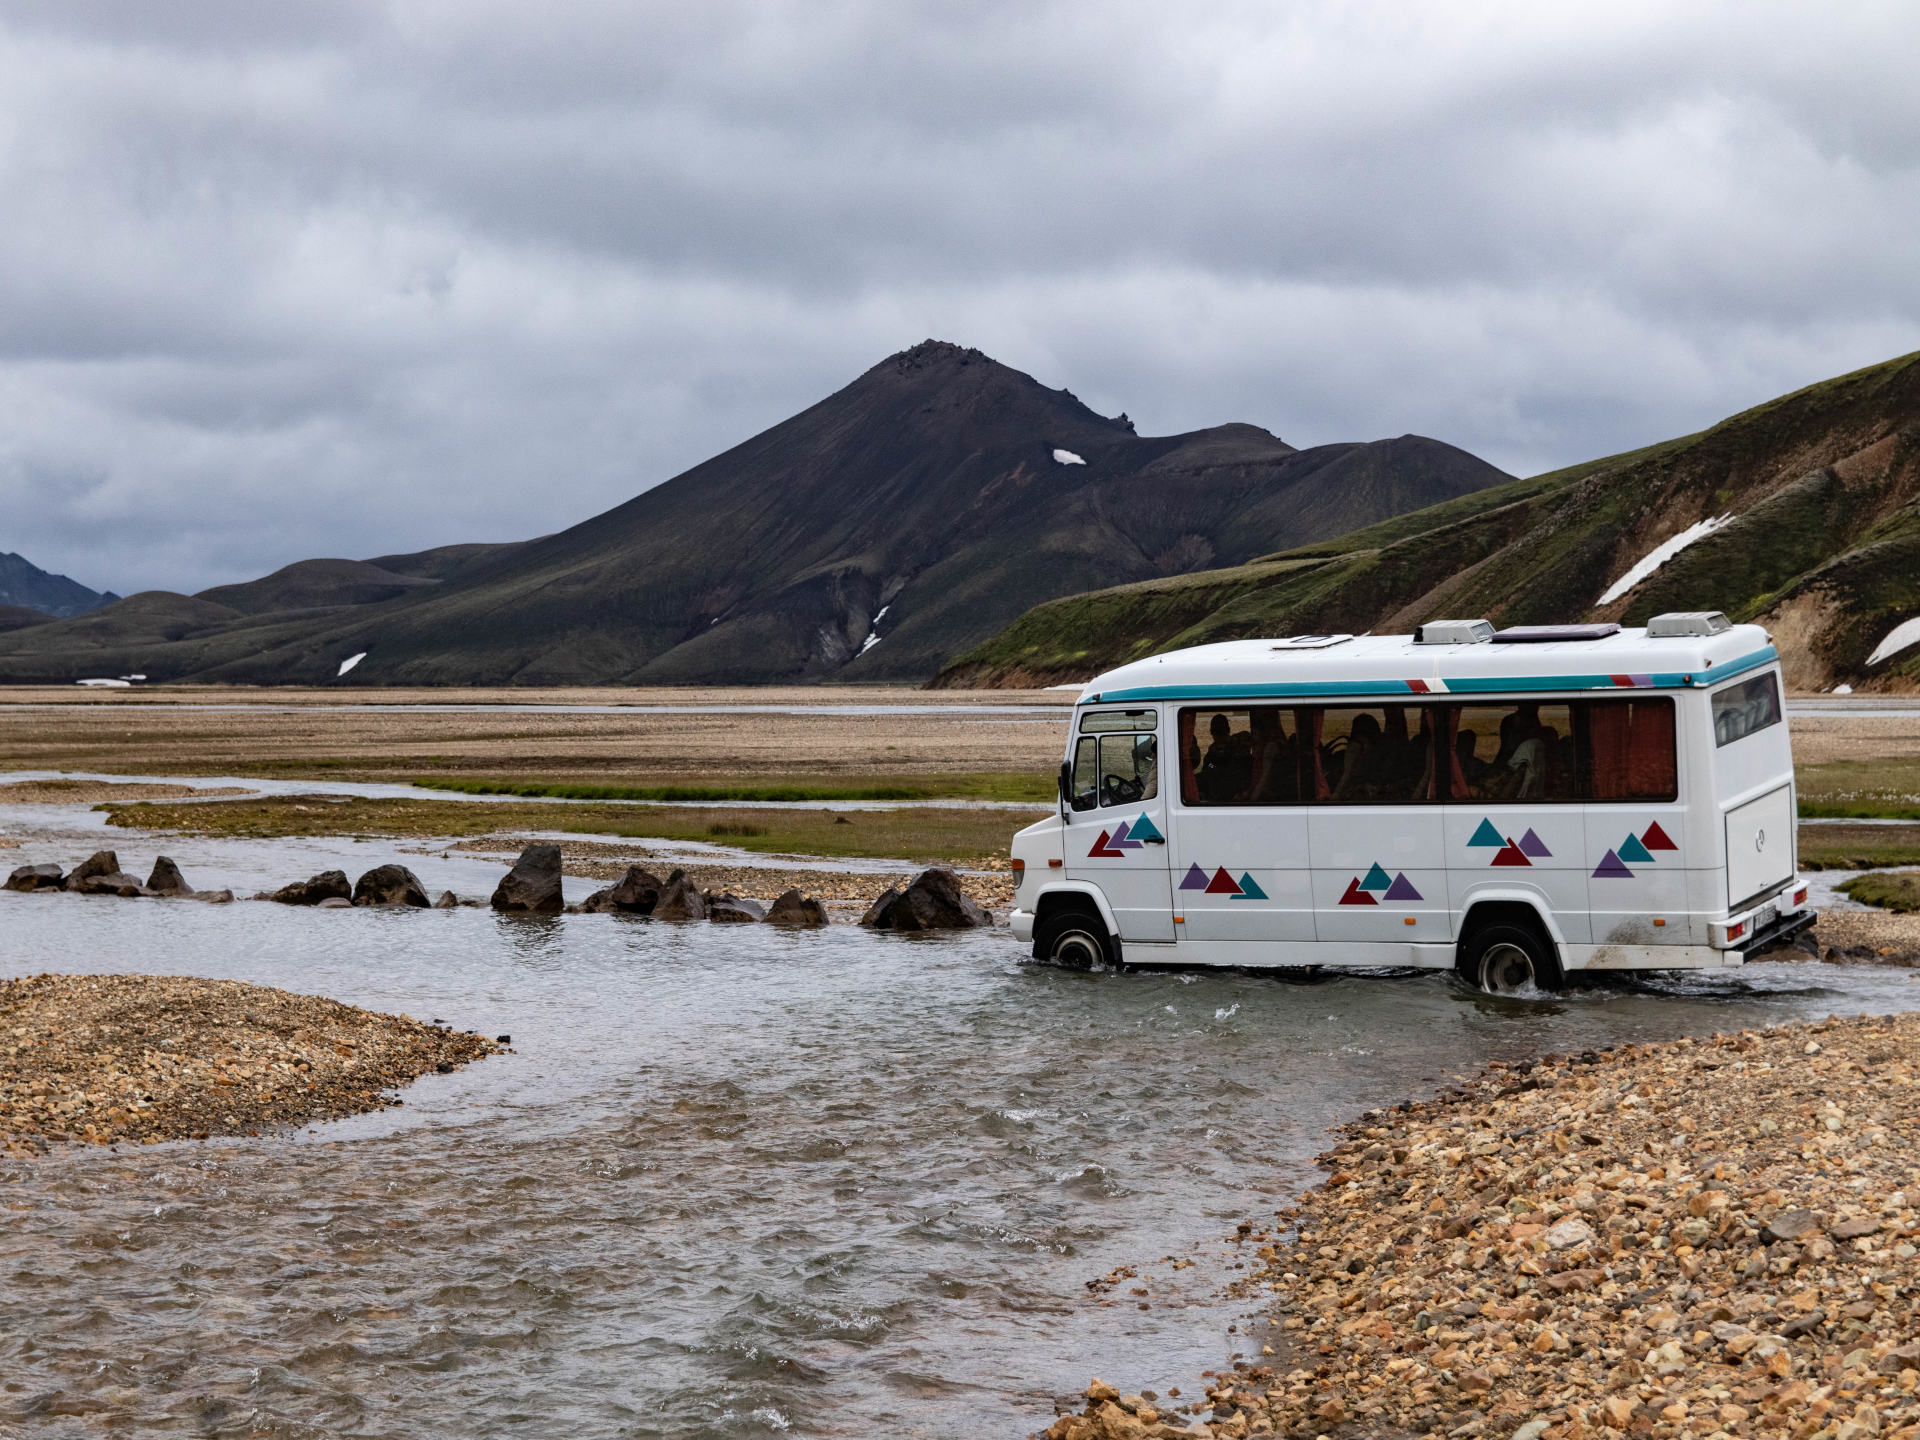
[4,832,1920,1437]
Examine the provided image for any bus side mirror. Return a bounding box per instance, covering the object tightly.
[1058,759,1072,811]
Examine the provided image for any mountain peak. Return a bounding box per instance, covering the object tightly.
[887,339,990,375]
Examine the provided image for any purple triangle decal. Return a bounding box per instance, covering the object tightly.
[1518,828,1552,858]
[1110,818,1142,849]
[1382,871,1423,902]
[1591,848,1634,879]
[1179,863,1209,891]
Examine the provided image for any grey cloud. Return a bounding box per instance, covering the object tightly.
[0,0,1917,595]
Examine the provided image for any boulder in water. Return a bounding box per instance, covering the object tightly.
[705,892,766,923]
[766,889,829,927]
[582,865,664,914]
[63,851,121,893]
[267,870,352,906]
[4,863,63,892]
[651,868,707,922]
[352,864,430,908]
[859,868,989,931]
[145,856,194,897]
[433,890,459,909]
[491,842,563,913]
[64,851,149,897]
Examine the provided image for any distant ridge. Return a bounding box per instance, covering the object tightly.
[935,350,1920,693]
[0,341,1510,685]
[0,552,116,619]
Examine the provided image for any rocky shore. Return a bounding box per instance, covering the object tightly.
[0,973,501,1154]
[1049,1013,1920,1440]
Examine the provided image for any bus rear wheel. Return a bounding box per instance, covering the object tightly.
[1034,906,1117,969]
[1460,922,1562,995]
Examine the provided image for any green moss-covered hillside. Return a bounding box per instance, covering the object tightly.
[935,352,1920,690]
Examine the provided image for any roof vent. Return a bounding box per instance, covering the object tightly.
[1491,623,1621,643]
[1271,633,1354,650]
[1646,611,1732,638]
[1413,618,1494,646]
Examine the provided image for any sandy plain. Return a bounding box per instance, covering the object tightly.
[0,685,1073,786]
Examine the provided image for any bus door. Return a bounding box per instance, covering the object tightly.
[1062,709,1174,943]
[1306,705,1450,945]
[1170,705,1313,941]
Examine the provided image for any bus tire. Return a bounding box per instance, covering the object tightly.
[1034,904,1117,970]
[1459,921,1562,995]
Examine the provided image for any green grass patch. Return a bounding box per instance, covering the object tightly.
[102,795,1044,866]
[1796,758,1920,820]
[1798,823,1920,871]
[411,773,1055,804]
[1837,871,1920,912]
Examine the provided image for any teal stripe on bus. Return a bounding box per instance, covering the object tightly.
[1089,645,1779,704]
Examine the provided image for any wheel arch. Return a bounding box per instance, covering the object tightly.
[1455,892,1565,975]
[1032,883,1118,936]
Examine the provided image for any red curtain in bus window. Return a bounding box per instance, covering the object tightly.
[1628,700,1677,798]
[1178,710,1199,805]
[1587,701,1632,800]
[1300,708,1330,800]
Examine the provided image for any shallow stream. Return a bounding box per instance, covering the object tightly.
[3,828,1919,1437]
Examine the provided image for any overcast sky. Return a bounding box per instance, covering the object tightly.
[4,1,1918,596]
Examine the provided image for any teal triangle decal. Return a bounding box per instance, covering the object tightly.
[1128,812,1164,843]
[1232,872,1269,900]
[1618,833,1654,864]
[1361,862,1392,891]
[1468,818,1503,847]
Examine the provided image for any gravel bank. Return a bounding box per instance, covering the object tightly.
[1050,1013,1920,1440]
[0,973,500,1154]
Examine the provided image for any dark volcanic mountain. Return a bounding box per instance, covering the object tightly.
[938,349,1920,692]
[0,342,1510,685]
[0,551,116,620]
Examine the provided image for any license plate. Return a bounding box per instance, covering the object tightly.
[1753,903,1778,933]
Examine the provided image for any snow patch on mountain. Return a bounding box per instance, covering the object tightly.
[1598,514,1732,606]
[1868,616,1920,667]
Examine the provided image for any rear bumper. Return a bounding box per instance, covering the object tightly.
[1711,878,1810,949]
[1734,906,1817,957]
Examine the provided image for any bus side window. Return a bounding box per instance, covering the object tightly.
[1099,733,1157,807]
[1177,708,1299,805]
[1316,706,1436,804]
[1070,735,1100,811]
[1445,703,1576,802]
[1580,698,1677,801]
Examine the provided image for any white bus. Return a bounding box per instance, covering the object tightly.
[1008,613,1812,993]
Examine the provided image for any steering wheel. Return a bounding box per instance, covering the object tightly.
[1102,772,1144,806]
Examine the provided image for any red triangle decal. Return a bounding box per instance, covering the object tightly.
[1338,876,1377,905]
[1490,838,1532,867]
[1087,829,1123,858]
[1642,820,1677,851]
[1205,866,1243,895]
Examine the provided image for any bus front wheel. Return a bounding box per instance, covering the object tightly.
[1460,922,1562,995]
[1034,906,1117,970]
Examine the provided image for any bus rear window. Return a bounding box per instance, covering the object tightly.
[1712,672,1782,747]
